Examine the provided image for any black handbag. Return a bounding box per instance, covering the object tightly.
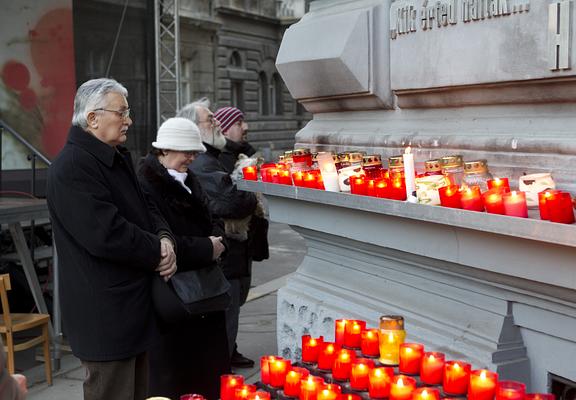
[152,265,231,324]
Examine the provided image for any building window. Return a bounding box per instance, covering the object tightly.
[230,51,242,68]
[259,72,269,115]
[273,73,284,115]
[231,80,244,110]
[180,59,193,105]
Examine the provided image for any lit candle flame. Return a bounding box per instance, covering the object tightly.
[480,370,487,380]
[375,369,382,377]
[453,363,460,370]
[341,352,349,361]
[421,390,429,399]
[405,347,413,354]
[405,146,412,155]
[358,364,366,371]
[310,339,317,346]
[367,331,374,338]
[428,354,435,361]
[327,344,334,352]
[397,378,404,387]
[388,332,395,342]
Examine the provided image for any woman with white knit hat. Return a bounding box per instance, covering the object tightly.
[138,117,231,399]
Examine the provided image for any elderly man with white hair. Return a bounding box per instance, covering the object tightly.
[47,78,176,400]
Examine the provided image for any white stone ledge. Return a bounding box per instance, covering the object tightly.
[239,180,576,248]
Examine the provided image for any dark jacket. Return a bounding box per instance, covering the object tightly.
[219,138,256,174]
[190,144,257,278]
[47,126,170,361]
[137,153,231,399]
[137,153,225,269]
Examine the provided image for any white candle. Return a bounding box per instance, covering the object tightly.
[403,147,417,202]
[317,152,341,192]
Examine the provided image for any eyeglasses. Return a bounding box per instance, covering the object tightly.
[93,108,131,119]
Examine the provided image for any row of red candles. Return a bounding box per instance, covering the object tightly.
[243,165,574,224]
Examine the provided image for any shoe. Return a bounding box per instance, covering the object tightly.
[231,349,255,368]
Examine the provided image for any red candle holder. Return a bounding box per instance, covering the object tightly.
[399,343,424,375]
[390,375,417,400]
[375,178,390,198]
[260,355,279,384]
[388,177,407,200]
[483,189,506,215]
[292,171,305,187]
[332,349,356,381]
[242,166,258,181]
[248,391,271,400]
[538,190,560,220]
[221,375,245,400]
[547,192,575,224]
[317,342,341,371]
[360,329,379,357]
[439,185,462,208]
[344,320,366,348]
[260,163,277,182]
[234,385,257,400]
[526,394,555,400]
[460,186,484,212]
[300,376,324,400]
[302,335,323,363]
[443,361,471,396]
[502,191,528,218]
[279,169,293,185]
[335,320,348,346]
[284,367,310,398]
[339,394,362,400]
[317,384,342,400]
[420,352,445,385]
[303,172,317,189]
[269,358,292,388]
[350,176,367,196]
[412,388,441,400]
[487,177,510,192]
[349,358,376,391]
[368,367,394,399]
[496,381,526,400]
[468,370,498,400]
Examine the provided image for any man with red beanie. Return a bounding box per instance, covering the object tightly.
[213,106,257,174]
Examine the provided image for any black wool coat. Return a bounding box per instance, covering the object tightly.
[47,126,171,361]
[190,144,258,279]
[137,153,231,399]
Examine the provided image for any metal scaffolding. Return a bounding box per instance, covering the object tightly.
[154,0,181,126]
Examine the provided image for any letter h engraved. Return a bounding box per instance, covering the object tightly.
[549,0,572,70]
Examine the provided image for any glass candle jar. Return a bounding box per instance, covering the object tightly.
[440,155,464,186]
[463,159,492,192]
[362,155,385,179]
[292,148,313,171]
[378,315,405,365]
[424,159,443,176]
[388,155,405,180]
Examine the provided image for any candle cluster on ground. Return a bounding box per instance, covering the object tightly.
[219,315,554,400]
[243,149,575,224]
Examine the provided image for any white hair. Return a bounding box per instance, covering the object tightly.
[176,97,211,124]
[72,78,128,128]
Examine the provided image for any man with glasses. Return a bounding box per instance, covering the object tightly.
[178,99,258,369]
[47,78,177,400]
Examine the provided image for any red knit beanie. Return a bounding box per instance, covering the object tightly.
[214,107,245,133]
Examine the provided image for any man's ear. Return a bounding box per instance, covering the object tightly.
[86,111,99,129]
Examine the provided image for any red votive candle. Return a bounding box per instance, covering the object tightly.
[469,370,498,400]
[443,361,471,395]
[368,367,394,399]
[375,178,390,198]
[221,375,245,400]
[317,342,341,370]
[292,171,304,187]
[332,348,356,381]
[526,394,555,400]
[350,176,367,196]
[260,163,277,182]
[317,384,342,400]
[234,385,257,400]
[399,343,424,375]
[547,192,575,224]
[502,191,528,218]
[302,335,323,363]
[496,381,526,400]
[248,391,271,400]
[242,166,257,181]
[439,185,462,208]
[412,388,441,400]
[335,319,348,345]
[344,320,366,348]
[538,190,560,220]
[270,358,292,388]
[260,355,279,384]
[349,358,376,391]
[300,376,324,400]
[420,352,445,385]
[280,169,293,185]
[303,172,317,189]
[339,394,362,400]
[284,367,310,398]
[487,177,510,192]
[390,375,417,400]
[389,177,407,200]
[361,329,379,357]
[483,189,506,214]
[460,186,484,212]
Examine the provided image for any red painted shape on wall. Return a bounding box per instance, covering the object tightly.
[1,61,31,91]
[29,8,76,157]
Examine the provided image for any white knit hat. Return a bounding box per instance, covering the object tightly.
[152,117,207,152]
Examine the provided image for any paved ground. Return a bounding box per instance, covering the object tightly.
[24,223,306,399]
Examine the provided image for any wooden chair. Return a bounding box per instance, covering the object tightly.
[0,273,52,385]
